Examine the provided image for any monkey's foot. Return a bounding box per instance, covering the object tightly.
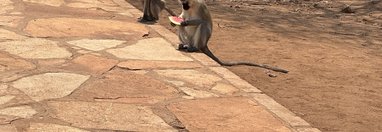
[138,17,157,23]
[178,44,189,50]
[186,46,199,52]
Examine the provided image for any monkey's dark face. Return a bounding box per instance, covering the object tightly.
[180,0,190,10]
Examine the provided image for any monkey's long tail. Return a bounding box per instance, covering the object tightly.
[201,47,289,73]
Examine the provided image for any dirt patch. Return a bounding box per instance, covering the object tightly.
[128,0,382,131]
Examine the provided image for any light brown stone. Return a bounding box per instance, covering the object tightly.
[25,18,148,38]
[0,105,37,118]
[155,69,221,89]
[23,0,65,7]
[0,115,18,125]
[64,54,118,75]
[0,38,72,59]
[0,16,23,27]
[296,127,321,132]
[252,94,311,127]
[189,53,220,66]
[107,38,193,61]
[148,25,180,45]
[117,60,202,70]
[73,70,178,104]
[0,95,15,105]
[0,53,35,82]
[0,29,27,40]
[211,83,238,95]
[12,73,90,101]
[0,125,17,131]
[47,101,176,131]
[67,39,125,51]
[37,59,66,66]
[227,78,262,93]
[179,87,218,98]
[209,67,241,79]
[167,97,291,132]
[0,0,13,14]
[28,123,89,132]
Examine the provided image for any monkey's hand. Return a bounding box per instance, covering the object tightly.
[180,21,189,26]
[170,22,177,27]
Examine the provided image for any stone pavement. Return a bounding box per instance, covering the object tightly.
[0,0,320,131]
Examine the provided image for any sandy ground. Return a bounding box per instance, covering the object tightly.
[129,0,382,131]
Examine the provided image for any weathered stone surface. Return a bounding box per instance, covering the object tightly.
[23,0,65,7]
[155,69,222,89]
[252,94,311,127]
[0,53,35,73]
[67,39,125,51]
[0,115,18,125]
[37,59,66,66]
[25,18,148,38]
[117,60,202,70]
[0,29,27,40]
[0,16,23,27]
[209,67,241,79]
[179,87,217,98]
[296,127,321,132]
[227,78,262,93]
[12,73,90,101]
[0,105,37,118]
[67,2,121,12]
[28,123,89,132]
[0,84,7,94]
[168,98,292,132]
[107,38,193,61]
[73,70,178,104]
[0,95,15,105]
[64,54,118,75]
[211,83,238,95]
[0,38,72,59]
[189,53,220,66]
[0,0,13,14]
[0,125,17,131]
[47,101,176,131]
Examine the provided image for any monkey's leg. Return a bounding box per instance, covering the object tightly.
[188,22,211,52]
[178,26,191,50]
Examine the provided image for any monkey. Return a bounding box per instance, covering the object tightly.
[139,0,177,22]
[174,0,289,73]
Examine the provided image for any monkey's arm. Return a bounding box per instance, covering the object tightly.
[181,19,206,26]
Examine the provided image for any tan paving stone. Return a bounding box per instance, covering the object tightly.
[47,101,176,131]
[12,73,90,101]
[0,115,18,125]
[107,38,193,61]
[179,87,218,98]
[37,59,66,66]
[0,53,35,73]
[0,105,37,118]
[64,54,118,75]
[23,0,65,7]
[211,83,238,95]
[117,60,202,70]
[0,38,72,59]
[168,97,292,132]
[0,0,14,14]
[0,125,17,131]
[189,53,220,66]
[228,78,262,93]
[209,67,241,79]
[0,95,15,105]
[0,16,23,28]
[252,94,311,127]
[155,69,222,89]
[24,18,148,38]
[28,123,89,132]
[296,127,321,132]
[0,29,27,40]
[73,70,178,104]
[67,2,121,12]
[67,39,125,51]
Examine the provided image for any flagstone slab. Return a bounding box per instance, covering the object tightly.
[0,16,23,28]
[23,0,65,7]
[179,87,218,98]
[0,105,37,118]
[0,29,27,40]
[12,73,90,101]
[47,101,176,131]
[0,125,17,131]
[0,38,72,59]
[211,83,239,95]
[117,60,202,70]
[107,38,193,61]
[67,39,125,51]
[0,0,14,14]
[28,123,89,132]
[0,95,15,105]
[73,70,178,104]
[155,69,222,89]
[64,54,118,75]
[168,98,292,132]
[0,53,35,73]
[24,18,149,38]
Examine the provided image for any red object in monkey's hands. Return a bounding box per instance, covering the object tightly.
[169,16,184,26]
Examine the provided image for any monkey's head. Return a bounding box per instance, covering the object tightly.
[180,0,205,10]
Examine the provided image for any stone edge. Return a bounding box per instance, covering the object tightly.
[117,1,321,132]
